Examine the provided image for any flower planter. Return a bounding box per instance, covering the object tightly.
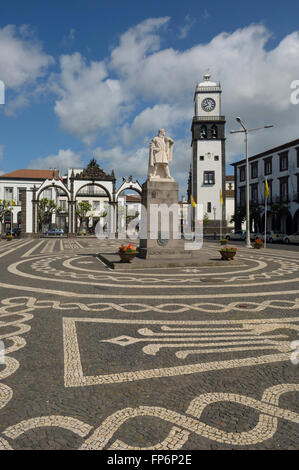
[220,250,236,261]
[253,239,263,249]
[220,241,227,246]
[119,252,136,263]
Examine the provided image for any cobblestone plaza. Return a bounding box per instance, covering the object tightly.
[0,238,298,450]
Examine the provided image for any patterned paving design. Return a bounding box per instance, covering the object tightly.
[0,238,298,449]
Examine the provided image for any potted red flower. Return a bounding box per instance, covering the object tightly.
[118,243,137,263]
[253,238,263,249]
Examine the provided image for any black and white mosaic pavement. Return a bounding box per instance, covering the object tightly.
[0,238,298,449]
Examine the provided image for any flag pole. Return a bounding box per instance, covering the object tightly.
[220,189,223,241]
[264,181,268,249]
[220,214,222,240]
[264,196,267,249]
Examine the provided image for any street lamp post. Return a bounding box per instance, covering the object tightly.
[230,118,273,249]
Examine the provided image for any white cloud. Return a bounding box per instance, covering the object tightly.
[0,25,54,116]
[29,149,83,175]
[178,14,196,40]
[122,104,191,145]
[110,17,170,77]
[0,25,54,89]
[93,145,148,181]
[52,52,127,142]
[51,20,299,184]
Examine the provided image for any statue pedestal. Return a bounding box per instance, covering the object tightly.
[138,180,191,259]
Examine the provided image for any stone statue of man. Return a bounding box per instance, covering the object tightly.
[148,129,174,181]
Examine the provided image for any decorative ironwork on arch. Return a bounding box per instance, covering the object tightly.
[74,182,112,201]
[116,177,142,201]
[74,159,115,181]
[36,183,70,201]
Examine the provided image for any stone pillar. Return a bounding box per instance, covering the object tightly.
[20,190,27,237]
[20,190,39,238]
[32,200,38,234]
[139,180,191,259]
[68,200,76,237]
[108,201,116,239]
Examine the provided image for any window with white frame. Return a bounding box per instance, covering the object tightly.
[239,166,245,182]
[93,201,100,211]
[42,189,52,200]
[59,200,67,211]
[4,187,13,201]
[17,188,25,204]
[203,171,215,185]
[279,151,288,171]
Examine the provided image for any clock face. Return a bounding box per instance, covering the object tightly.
[201,97,216,112]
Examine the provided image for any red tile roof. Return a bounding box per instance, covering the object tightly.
[0,169,59,179]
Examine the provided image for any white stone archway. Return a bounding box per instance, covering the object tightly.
[34,178,71,235]
[115,177,142,238]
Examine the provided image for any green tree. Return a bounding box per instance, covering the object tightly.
[203,213,210,225]
[38,198,61,233]
[0,200,12,234]
[76,201,92,231]
[250,203,262,232]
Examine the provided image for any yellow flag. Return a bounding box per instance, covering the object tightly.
[265,179,269,199]
[220,189,223,205]
[11,199,16,206]
[191,195,196,208]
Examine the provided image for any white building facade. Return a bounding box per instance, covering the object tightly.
[190,74,226,226]
[232,138,299,234]
[0,169,58,232]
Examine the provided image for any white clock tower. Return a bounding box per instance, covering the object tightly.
[190,74,226,229]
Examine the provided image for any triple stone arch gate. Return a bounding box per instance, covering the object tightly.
[22,167,142,238]
[33,179,114,237]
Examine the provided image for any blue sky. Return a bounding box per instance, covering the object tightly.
[1,0,299,194]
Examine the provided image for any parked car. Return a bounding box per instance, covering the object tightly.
[225,230,246,241]
[12,227,21,237]
[283,232,299,244]
[255,231,286,243]
[44,228,64,236]
[226,230,257,241]
[5,228,21,237]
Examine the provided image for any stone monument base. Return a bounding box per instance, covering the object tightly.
[138,180,193,259]
[97,250,243,270]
